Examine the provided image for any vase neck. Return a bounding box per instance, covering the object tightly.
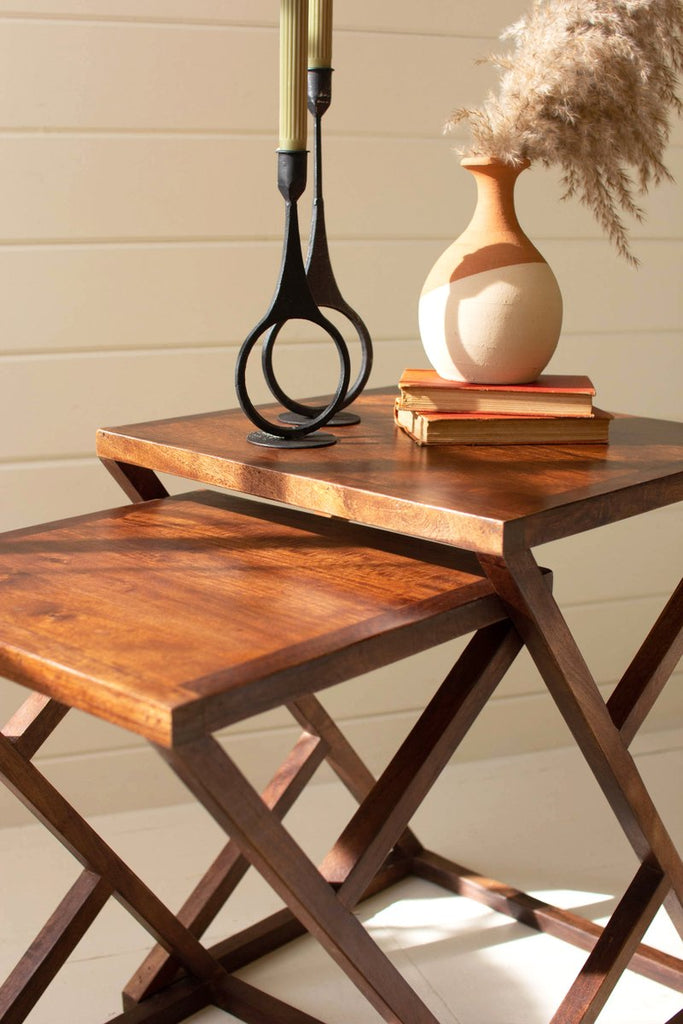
[462,159,527,240]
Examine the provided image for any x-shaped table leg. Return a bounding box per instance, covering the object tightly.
[0,695,237,1024]
[122,680,423,1009]
[0,617,520,1024]
[5,554,678,1023]
[153,618,521,1024]
[160,736,441,1024]
[480,550,683,1024]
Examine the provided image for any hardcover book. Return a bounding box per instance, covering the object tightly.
[397,369,596,417]
[394,403,612,446]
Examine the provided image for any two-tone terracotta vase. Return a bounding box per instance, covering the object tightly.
[418,157,563,384]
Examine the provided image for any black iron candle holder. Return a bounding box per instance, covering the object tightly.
[234,149,350,448]
[264,67,373,428]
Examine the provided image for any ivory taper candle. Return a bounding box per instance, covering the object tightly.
[308,0,333,68]
[279,0,308,151]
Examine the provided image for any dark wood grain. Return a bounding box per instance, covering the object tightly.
[413,850,683,992]
[0,870,111,1024]
[115,972,328,1024]
[208,974,329,1024]
[124,730,327,1005]
[549,863,669,1024]
[96,389,683,555]
[0,732,233,983]
[480,549,683,915]
[108,978,215,1024]
[321,621,521,905]
[99,458,169,503]
[0,489,504,746]
[161,736,442,1024]
[2,387,679,1024]
[608,579,683,746]
[2,692,69,760]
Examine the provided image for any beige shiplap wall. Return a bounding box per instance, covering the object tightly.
[0,1,681,824]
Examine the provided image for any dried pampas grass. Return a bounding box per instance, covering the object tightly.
[449,0,683,263]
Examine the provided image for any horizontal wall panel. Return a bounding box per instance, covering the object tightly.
[0,134,463,242]
[0,20,494,137]
[325,140,683,243]
[324,591,683,707]
[0,134,451,243]
[414,596,683,703]
[455,674,683,765]
[0,349,241,460]
[494,596,683,698]
[0,20,280,133]
[0,337,417,460]
[0,137,281,241]
[539,504,682,607]
[0,2,264,20]
[0,2,522,36]
[0,240,679,364]
[0,458,130,531]
[0,679,142,756]
[0,134,678,244]
[0,677,293,760]
[0,7,679,147]
[546,332,682,422]
[540,243,682,337]
[0,243,286,355]
[311,0,537,36]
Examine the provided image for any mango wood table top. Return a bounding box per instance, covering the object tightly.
[97,388,683,555]
[0,491,506,745]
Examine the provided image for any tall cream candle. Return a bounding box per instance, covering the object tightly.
[279,0,308,151]
[308,0,333,68]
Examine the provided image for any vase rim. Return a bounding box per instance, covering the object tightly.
[460,156,531,170]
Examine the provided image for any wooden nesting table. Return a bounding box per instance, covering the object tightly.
[0,386,680,1024]
[95,387,683,1024]
[0,487,517,1024]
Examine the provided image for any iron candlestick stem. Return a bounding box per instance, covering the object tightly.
[264,67,373,427]
[235,149,350,448]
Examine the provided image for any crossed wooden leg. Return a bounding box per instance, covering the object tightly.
[0,694,235,1024]
[0,619,519,1024]
[3,553,679,1023]
[480,551,683,1024]
[149,619,522,1024]
[0,690,430,1024]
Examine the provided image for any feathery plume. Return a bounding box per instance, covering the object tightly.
[448,0,683,264]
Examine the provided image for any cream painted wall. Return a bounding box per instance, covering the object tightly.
[0,1,681,824]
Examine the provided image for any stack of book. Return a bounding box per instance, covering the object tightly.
[394,368,611,446]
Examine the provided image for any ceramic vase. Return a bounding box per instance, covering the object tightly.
[418,157,563,384]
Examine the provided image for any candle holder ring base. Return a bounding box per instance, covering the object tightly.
[279,409,360,427]
[264,292,371,428]
[246,429,337,449]
[236,312,350,448]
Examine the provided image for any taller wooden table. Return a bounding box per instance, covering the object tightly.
[96,387,683,1023]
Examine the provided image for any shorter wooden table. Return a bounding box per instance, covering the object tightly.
[94,388,683,1024]
[0,487,525,1024]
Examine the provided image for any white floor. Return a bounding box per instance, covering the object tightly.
[1,731,682,1024]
